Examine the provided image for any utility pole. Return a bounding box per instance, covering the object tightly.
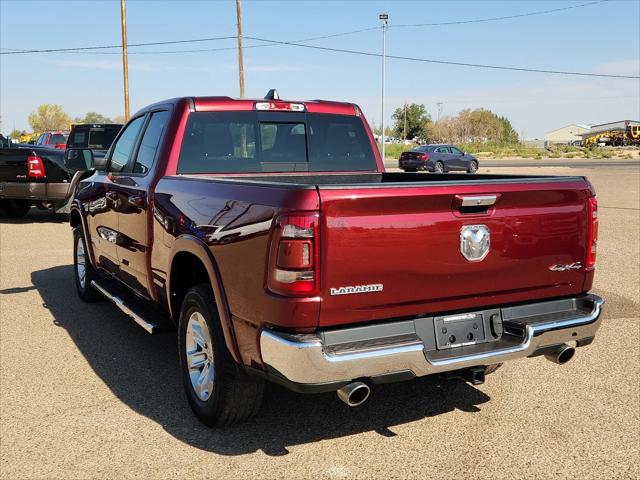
[379,13,388,160]
[437,101,443,122]
[120,0,130,121]
[403,101,407,141]
[235,0,245,98]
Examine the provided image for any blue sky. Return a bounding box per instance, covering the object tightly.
[1,0,639,138]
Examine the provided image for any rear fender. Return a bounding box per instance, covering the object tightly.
[168,236,241,363]
[69,199,96,268]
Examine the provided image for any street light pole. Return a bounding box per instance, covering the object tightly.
[379,13,388,161]
[235,0,245,98]
[120,0,130,121]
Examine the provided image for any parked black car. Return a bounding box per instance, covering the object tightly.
[399,144,479,173]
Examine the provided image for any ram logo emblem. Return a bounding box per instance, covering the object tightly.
[460,225,490,262]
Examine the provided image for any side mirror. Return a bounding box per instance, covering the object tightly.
[65,148,95,171]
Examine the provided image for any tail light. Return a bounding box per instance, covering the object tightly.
[54,143,66,150]
[418,153,430,160]
[27,155,46,178]
[267,212,319,296]
[586,197,598,270]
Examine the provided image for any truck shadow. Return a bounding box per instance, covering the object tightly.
[32,265,491,457]
[0,208,68,224]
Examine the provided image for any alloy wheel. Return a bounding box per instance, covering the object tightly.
[185,311,215,401]
[76,239,86,289]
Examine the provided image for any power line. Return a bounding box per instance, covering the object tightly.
[0,0,610,56]
[0,36,237,54]
[391,0,608,28]
[243,36,640,79]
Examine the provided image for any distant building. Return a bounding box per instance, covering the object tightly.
[544,124,591,145]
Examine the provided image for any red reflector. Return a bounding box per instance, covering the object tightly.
[586,197,598,270]
[27,155,46,178]
[277,240,312,269]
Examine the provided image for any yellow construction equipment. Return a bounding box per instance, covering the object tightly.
[582,123,640,147]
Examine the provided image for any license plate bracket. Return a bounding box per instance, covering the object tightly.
[434,312,487,349]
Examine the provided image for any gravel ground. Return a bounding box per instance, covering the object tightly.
[1,163,638,480]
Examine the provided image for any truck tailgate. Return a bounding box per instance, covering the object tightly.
[0,148,29,181]
[318,178,592,328]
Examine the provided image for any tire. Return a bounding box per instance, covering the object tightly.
[73,226,102,302]
[434,161,445,173]
[178,284,264,426]
[467,160,479,174]
[0,199,31,218]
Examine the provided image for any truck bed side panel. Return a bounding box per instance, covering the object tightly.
[152,177,321,363]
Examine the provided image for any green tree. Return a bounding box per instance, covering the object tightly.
[9,129,25,138]
[112,115,126,124]
[497,115,519,144]
[74,112,113,124]
[392,103,431,140]
[28,104,71,132]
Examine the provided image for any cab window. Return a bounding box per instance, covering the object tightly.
[108,116,144,173]
[133,111,169,175]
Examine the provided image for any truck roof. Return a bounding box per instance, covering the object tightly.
[135,96,359,117]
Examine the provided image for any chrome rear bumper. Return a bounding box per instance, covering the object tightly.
[259,295,604,386]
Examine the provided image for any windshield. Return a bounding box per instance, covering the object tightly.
[177,111,377,174]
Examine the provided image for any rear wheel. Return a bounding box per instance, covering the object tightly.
[434,161,445,173]
[467,160,479,174]
[178,284,264,426]
[0,199,31,218]
[73,226,102,302]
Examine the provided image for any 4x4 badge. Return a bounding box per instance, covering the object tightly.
[549,262,582,271]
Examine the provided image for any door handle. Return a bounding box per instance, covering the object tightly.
[456,195,498,207]
[452,194,501,214]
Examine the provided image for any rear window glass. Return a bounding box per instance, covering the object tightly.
[68,127,120,149]
[50,134,68,145]
[177,111,376,174]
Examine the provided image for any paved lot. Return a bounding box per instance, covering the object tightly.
[1,162,639,479]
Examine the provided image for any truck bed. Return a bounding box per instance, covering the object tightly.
[169,171,593,329]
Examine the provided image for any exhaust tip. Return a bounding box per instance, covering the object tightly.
[545,344,576,365]
[337,382,371,407]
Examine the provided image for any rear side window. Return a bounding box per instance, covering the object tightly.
[68,130,87,147]
[108,116,144,173]
[177,111,376,174]
[133,111,169,175]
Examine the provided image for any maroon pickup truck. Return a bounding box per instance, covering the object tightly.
[69,94,603,426]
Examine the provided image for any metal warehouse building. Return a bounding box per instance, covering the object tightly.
[544,124,591,145]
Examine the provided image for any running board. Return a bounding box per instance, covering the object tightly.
[91,280,157,334]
